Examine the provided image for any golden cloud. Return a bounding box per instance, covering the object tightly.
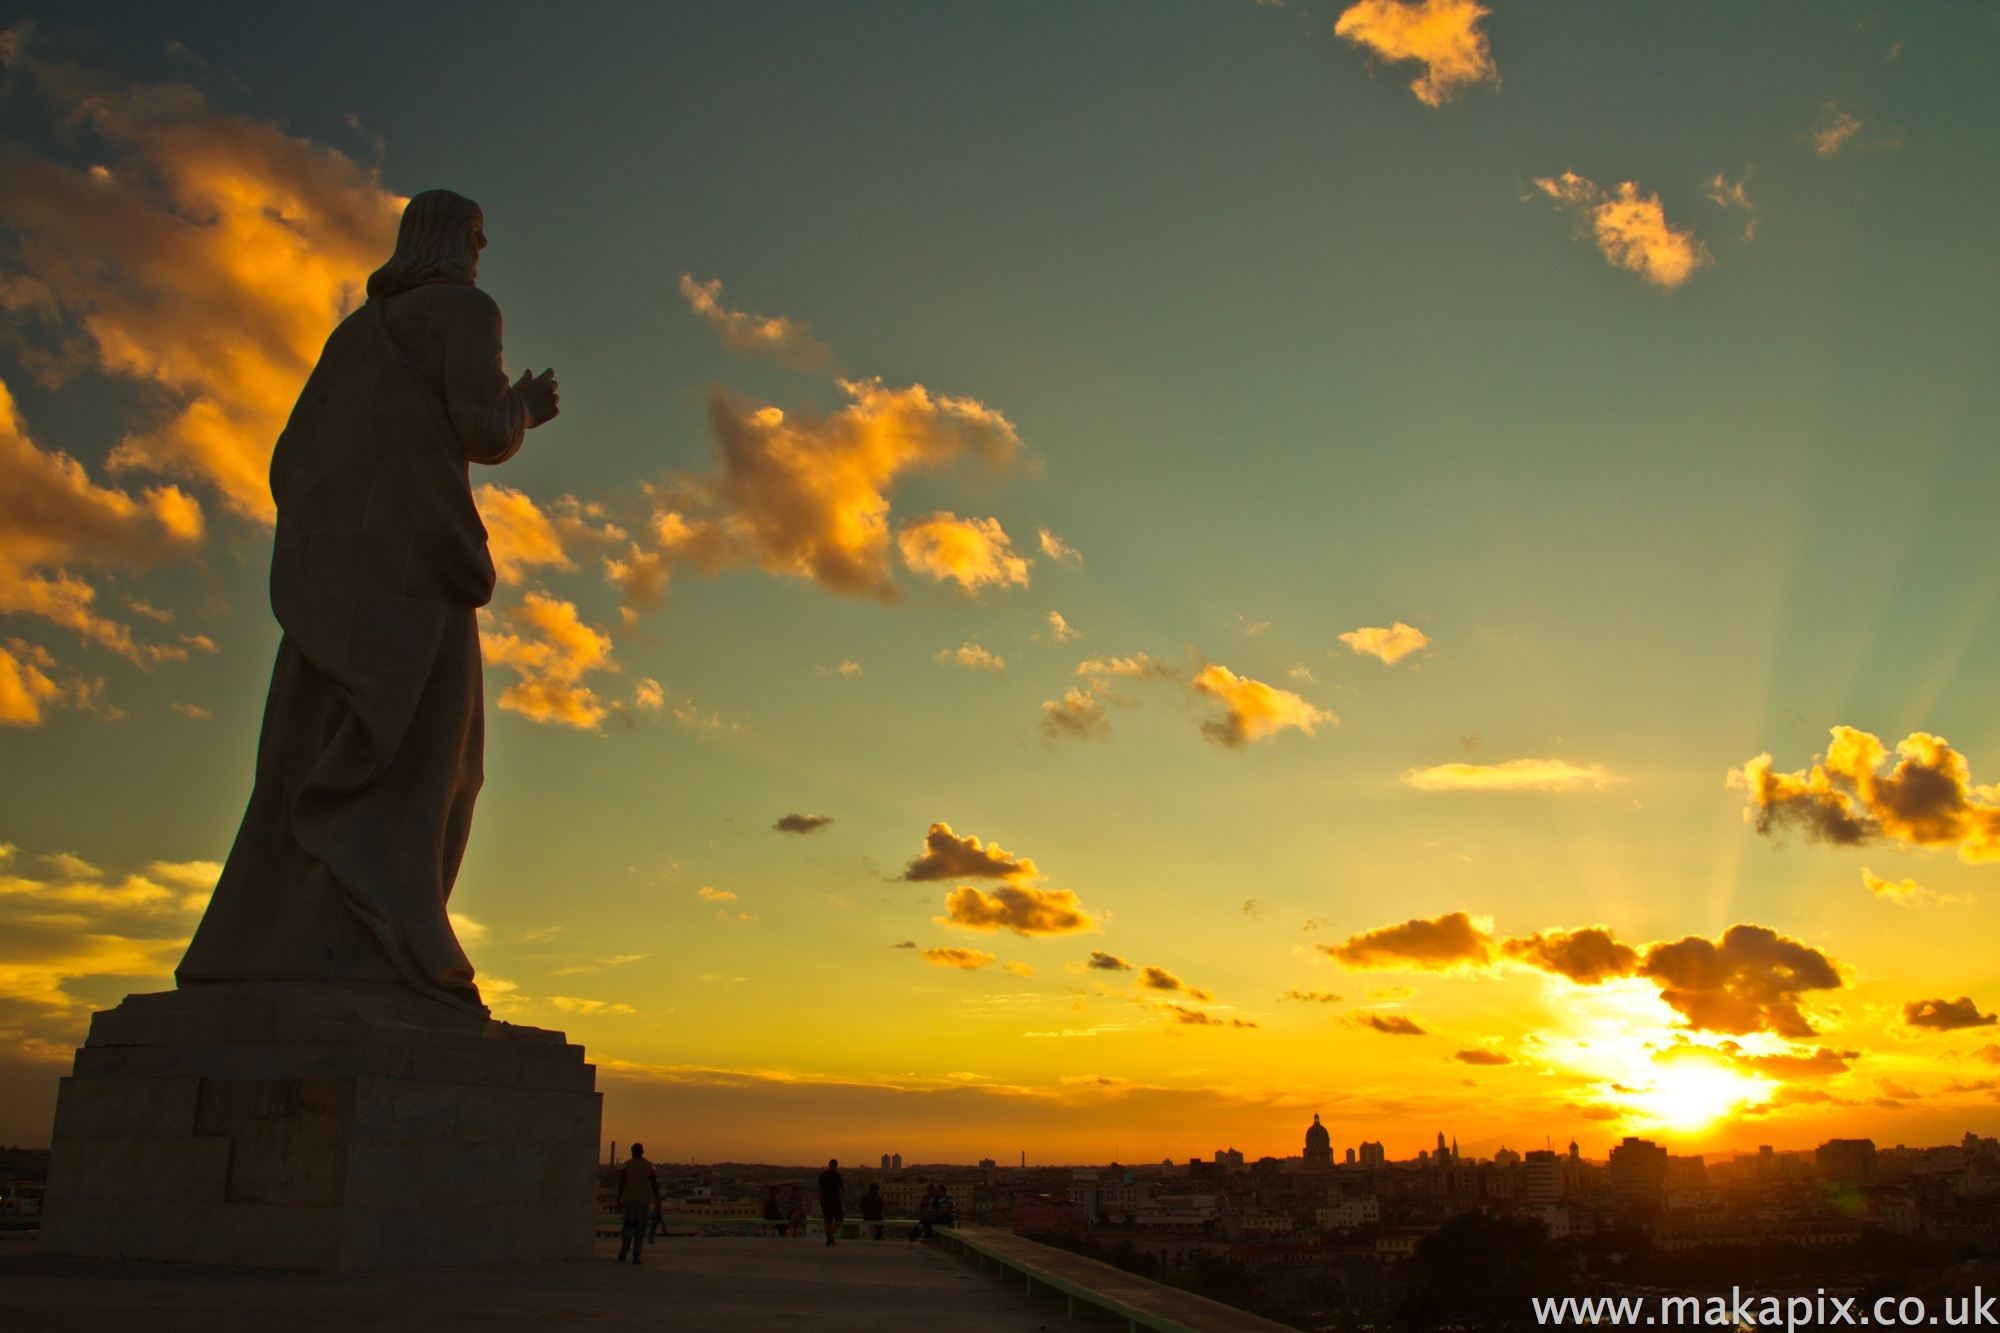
[1333,0,1498,107]
[1338,621,1428,664]
[1810,102,1865,157]
[1324,911,1494,970]
[1861,867,1970,909]
[919,946,994,971]
[0,380,205,672]
[935,640,1005,672]
[1734,728,2000,863]
[0,842,209,1055]
[1043,611,1079,642]
[1535,172,1712,290]
[1192,663,1334,748]
[0,640,93,728]
[902,822,1038,883]
[1356,1012,1427,1036]
[1402,758,1616,792]
[678,274,833,370]
[1076,653,1177,685]
[628,379,1021,605]
[696,886,737,903]
[1136,966,1214,1002]
[1039,688,1110,745]
[898,512,1030,594]
[1903,996,1997,1032]
[0,56,403,521]
[474,484,577,586]
[1038,529,1082,567]
[937,884,1096,937]
[479,590,618,729]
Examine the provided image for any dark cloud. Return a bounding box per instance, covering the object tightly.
[1279,988,1342,1004]
[901,822,1037,883]
[1735,1046,1858,1080]
[1165,1004,1256,1029]
[1356,1013,1426,1036]
[1137,966,1213,1002]
[774,813,832,835]
[1499,927,1638,985]
[892,940,915,949]
[1324,911,1493,970]
[1453,1049,1512,1066]
[1085,951,1131,972]
[1038,689,1109,744]
[1904,996,1998,1032]
[1639,925,1842,1038]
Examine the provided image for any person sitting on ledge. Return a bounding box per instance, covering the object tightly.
[616,1143,659,1265]
[908,1182,956,1242]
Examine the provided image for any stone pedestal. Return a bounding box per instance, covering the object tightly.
[39,984,601,1270]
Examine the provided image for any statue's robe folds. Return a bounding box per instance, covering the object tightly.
[179,283,526,1015]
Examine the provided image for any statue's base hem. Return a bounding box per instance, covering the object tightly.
[38,984,602,1271]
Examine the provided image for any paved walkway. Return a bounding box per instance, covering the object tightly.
[0,1234,1070,1332]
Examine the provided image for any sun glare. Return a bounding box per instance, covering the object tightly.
[1622,1053,1772,1133]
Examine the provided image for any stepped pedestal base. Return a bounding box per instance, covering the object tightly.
[39,984,601,1270]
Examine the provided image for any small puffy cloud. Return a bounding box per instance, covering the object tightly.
[937,884,1096,937]
[898,513,1030,594]
[1862,867,1971,909]
[633,679,665,712]
[1333,0,1498,107]
[1810,102,1865,157]
[1325,911,1494,971]
[1162,1005,1256,1029]
[1076,653,1177,684]
[1040,688,1110,745]
[546,996,636,1017]
[1732,728,2000,863]
[1137,966,1214,1002]
[1038,530,1081,567]
[678,274,833,370]
[1702,170,1757,240]
[1280,988,1343,1004]
[920,946,994,970]
[1403,758,1616,792]
[1192,663,1334,748]
[1737,1045,1857,1081]
[1086,951,1131,972]
[171,702,211,720]
[893,940,916,949]
[1044,611,1079,642]
[1640,925,1841,1039]
[1242,898,1263,918]
[474,485,576,586]
[1003,961,1034,978]
[936,641,1005,672]
[447,913,487,944]
[1338,622,1429,664]
[1904,996,1997,1032]
[1286,664,1316,684]
[696,886,737,902]
[1454,1048,1512,1066]
[1356,1012,1427,1036]
[480,591,618,728]
[775,814,833,835]
[0,641,93,728]
[901,822,1037,883]
[632,379,1022,604]
[1499,926,1639,985]
[1536,172,1712,290]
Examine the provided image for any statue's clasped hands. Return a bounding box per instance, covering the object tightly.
[513,368,559,426]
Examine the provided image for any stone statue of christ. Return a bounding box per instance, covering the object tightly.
[178,190,558,1015]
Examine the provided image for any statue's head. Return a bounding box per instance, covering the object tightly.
[367,189,486,300]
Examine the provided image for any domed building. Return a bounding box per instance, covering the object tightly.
[1305,1113,1332,1166]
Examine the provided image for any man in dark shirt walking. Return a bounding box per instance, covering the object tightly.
[616,1143,661,1264]
[818,1158,844,1247]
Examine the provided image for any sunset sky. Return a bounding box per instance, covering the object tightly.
[3,1,1999,1166]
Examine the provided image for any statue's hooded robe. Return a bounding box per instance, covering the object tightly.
[180,278,522,1016]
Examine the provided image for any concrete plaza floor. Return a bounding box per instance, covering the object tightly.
[0,1232,1076,1331]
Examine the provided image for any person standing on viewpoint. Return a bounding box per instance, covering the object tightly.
[616,1143,660,1264]
[819,1159,845,1246]
[858,1182,884,1240]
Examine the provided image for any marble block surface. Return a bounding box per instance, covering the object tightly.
[39,983,602,1270]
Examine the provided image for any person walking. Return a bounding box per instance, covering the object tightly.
[858,1182,885,1240]
[615,1143,660,1264]
[818,1159,845,1246]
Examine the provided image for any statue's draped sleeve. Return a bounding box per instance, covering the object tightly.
[178,283,522,1015]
